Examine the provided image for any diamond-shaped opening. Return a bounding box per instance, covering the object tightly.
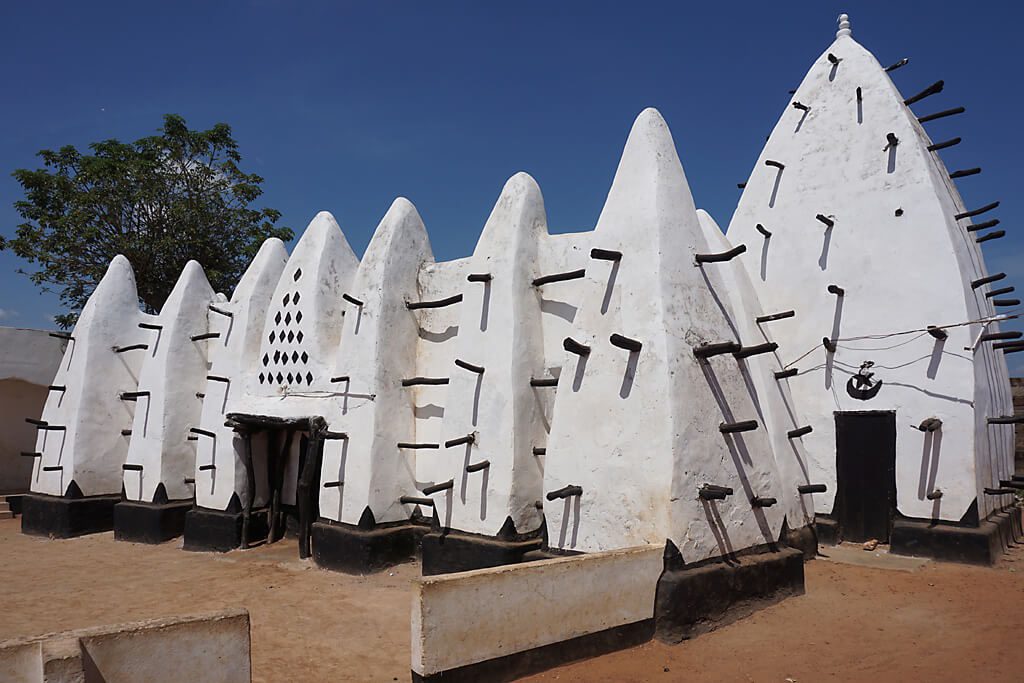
[296,311,303,323]
[258,373,265,384]
[285,312,292,325]
[294,373,303,385]
[296,331,304,343]
[287,331,295,343]
[283,293,291,306]
[291,351,299,363]
[306,372,314,384]
[275,311,282,325]
[262,353,269,366]
[269,331,276,343]
[300,351,309,364]
[286,372,294,384]
[293,268,302,281]
[276,372,284,384]
[274,350,281,363]
[293,292,301,304]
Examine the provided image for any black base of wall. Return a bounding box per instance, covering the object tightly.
[5,494,25,516]
[20,493,120,539]
[420,529,543,576]
[312,519,426,573]
[890,507,1021,566]
[814,515,839,546]
[113,500,192,544]
[655,546,805,643]
[182,506,269,553]
[411,619,655,683]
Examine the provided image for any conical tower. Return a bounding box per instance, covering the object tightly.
[22,255,145,537]
[726,14,1016,562]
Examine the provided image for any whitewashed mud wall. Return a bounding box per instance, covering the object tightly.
[194,239,288,512]
[122,261,214,503]
[543,109,793,563]
[696,211,815,530]
[726,16,1014,523]
[30,256,144,498]
[320,198,433,527]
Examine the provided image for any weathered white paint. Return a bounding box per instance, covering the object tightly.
[194,238,288,512]
[726,15,1014,523]
[320,198,434,526]
[411,545,662,677]
[123,261,215,503]
[696,210,814,528]
[31,255,144,497]
[425,173,548,536]
[223,212,359,507]
[543,109,788,563]
[0,608,250,683]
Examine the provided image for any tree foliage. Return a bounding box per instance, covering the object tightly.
[3,114,292,327]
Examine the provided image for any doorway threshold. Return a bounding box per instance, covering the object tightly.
[818,543,931,572]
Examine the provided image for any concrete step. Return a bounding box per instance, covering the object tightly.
[0,511,12,520]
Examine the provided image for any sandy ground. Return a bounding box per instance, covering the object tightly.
[1,515,1023,682]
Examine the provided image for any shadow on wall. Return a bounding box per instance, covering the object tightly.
[0,379,50,494]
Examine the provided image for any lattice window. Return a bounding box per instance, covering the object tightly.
[259,268,313,388]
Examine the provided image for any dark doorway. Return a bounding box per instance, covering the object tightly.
[834,411,897,543]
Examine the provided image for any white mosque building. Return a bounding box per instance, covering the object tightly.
[20,15,1017,576]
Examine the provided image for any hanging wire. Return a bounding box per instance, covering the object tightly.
[782,311,1021,369]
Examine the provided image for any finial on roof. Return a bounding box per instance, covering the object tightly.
[837,13,852,38]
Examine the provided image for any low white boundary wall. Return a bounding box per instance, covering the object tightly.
[0,608,250,683]
[412,545,662,678]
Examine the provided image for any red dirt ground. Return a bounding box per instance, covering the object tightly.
[1,516,1022,682]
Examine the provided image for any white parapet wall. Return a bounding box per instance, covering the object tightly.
[0,608,250,683]
[411,545,662,681]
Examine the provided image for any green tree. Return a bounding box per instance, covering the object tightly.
[2,114,292,327]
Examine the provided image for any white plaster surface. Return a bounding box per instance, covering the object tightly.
[123,261,214,502]
[543,109,788,563]
[411,545,662,676]
[424,173,548,536]
[726,20,1013,523]
[320,198,434,525]
[31,255,145,497]
[194,238,287,511]
[0,608,250,683]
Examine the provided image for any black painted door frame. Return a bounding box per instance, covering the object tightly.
[833,410,897,543]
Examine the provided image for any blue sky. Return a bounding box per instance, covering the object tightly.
[1,2,1021,367]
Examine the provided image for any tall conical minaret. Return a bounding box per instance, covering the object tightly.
[543,109,793,563]
[726,14,1014,540]
[22,255,145,537]
[184,238,287,551]
[117,261,215,534]
[313,197,434,570]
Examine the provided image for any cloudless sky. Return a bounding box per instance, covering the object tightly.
[1,2,1021,366]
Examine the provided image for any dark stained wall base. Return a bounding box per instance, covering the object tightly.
[182,506,269,553]
[411,619,655,683]
[113,499,192,544]
[782,522,819,560]
[655,546,805,643]
[814,515,839,546]
[312,519,426,574]
[420,529,543,576]
[890,507,1021,566]
[20,492,120,539]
